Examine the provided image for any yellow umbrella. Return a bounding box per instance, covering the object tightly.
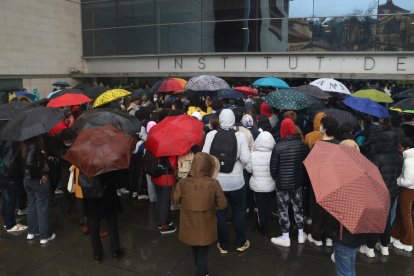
[92,89,131,108]
[352,89,393,103]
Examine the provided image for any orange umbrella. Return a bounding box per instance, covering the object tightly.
[303,141,390,234]
[152,78,187,93]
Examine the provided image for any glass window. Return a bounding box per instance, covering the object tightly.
[378,0,414,14]
[376,14,414,51]
[314,0,378,17]
[288,18,313,51]
[82,31,94,56]
[81,5,93,30]
[288,0,314,18]
[202,0,251,21]
[116,26,156,55]
[94,29,117,56]
[157,0,201,24]
[117,0,155,27]
[92,1,117,29]
[158,23,201,54]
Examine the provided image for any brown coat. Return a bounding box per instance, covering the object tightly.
[173,152,227,246]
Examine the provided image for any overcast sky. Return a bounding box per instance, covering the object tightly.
[289,0,414,18]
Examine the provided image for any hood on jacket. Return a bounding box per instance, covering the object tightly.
[404,148,414,159]
[253,131,276,152]
[280,118,296,139]
[313,112,326,131]
[374,131,398,153]
[260,103,273,118]
[146,121,157,133]
[188,152,220,178]
[219,109,235,130]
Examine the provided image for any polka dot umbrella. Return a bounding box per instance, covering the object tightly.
[265,89,309,111]
[92,89,131,108]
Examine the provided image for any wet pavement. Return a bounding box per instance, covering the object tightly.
[1,196,414,276]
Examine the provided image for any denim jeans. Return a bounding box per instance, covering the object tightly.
[24,178,51,239]
[217,185,247,249]
[334,242,358,276]
[0,181,17,229]
[154,185,172,225]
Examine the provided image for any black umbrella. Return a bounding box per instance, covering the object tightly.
[131,89,152,98]
[53,81,70,87]
[393,88,414,100]
[83,86,108,99]
[73,83,92,90]
[305,95,327,117]
[0,101,34,120]
[49,89,84,99]
[390,98,414,113]
[71,108,142,136]
[296,85,331,99]
[321,108,358,127]
[0,107,64,141]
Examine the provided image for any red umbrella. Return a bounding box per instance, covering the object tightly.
[47,93,92,108]
[63,124,137,177]
[234,86,259,97]
[145,114,204,157]
[303,141,390,234]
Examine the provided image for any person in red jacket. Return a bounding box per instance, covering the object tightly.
[152,155,178,234]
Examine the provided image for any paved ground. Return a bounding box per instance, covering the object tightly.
[1,195,413,276]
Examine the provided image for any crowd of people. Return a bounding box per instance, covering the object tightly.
[0,87,414,276]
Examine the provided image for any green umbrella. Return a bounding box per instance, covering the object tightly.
[352,89,393,103]
[265,89,309,110]
[389,98,414,114]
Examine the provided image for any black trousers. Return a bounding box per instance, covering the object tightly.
[191,246,209,276]
[89,214,120,257]
[309,187,326,241]
[254,191,274,232]
[155,185,172,225]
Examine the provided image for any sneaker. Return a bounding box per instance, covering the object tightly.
[137,195,149,200]
[393,239,413,252]
[6,224,28,233]
[170,203,181,211]
[132,192,138,198]
[331,252,335,263]
[236,240,251,252]
[159,224,177,235]
[375,244,389,256]
[119,188,130,195]
[157,221,174,230]
[116,190,122,197]
[27,233,40,240]
[17,208,28,216]
[40,233,56,245]
[54,188,64,195]
[298,234,307,244]
[305,217,312,226]
[359,245,375,258]
[326,238,333,247]
[217,243,228,254]
[307,234,323,247]
[271,236,291,247]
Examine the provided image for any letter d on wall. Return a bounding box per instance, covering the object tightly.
[364,57,375,70]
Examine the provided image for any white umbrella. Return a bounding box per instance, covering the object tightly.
[310,78,351,95]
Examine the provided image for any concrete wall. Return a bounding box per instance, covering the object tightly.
[0,0,84,97]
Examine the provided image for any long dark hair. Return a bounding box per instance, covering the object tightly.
[21,135,47,160]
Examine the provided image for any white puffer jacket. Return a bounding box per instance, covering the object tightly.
[397,148,414,189]
[246,131,276,193]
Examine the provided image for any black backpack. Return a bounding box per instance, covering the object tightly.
[142,150,172,177]
[210,129,238,173]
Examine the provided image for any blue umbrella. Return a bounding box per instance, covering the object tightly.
[53,81,70,87]
[253,77,289,89]
[15,91,36,101]
[344,96,389,118]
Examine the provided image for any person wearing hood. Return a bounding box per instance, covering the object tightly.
[304,112,326,149]
[202,109,251,254]
[241,114,260,141]
[173,152,227,276]
[246,131,276,236]
[260,103,278,128]
[269,118,309,247]
[392,138,414,252]
[360,131,403,257]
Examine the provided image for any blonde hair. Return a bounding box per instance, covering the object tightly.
[340,139,360,152]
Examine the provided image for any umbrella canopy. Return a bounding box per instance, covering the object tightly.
[73,83,92,90]
[0,107,64,141]
[47,93,92,108]
[131,89,152,98]
[234,86,259,97]
[64,124,136,177]
[93,89,131,108]
[252,77,289,89]
[390,98,414,114]
[151,78,187,93]
[393,88,414,100]
[310,78,351,95]
[296,85,331,99]
[14,91,37,101]
[304,141,390,234]
[53,81,70,87]
[71,108,142,135]
[321,108,358,126]
[185,75,230,91]
[48,89,84,99]
[265,89,309,111]
[145,114,204,157]
[214,89,244,99]
[344,96,389,118]
[352,89,393,103]
[83,86,108,99]
[0,101,34,120]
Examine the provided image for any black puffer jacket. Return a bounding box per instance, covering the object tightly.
[270,136,309,190]
[371,131,403,198]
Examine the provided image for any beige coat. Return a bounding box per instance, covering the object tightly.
[173,152,227,246]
